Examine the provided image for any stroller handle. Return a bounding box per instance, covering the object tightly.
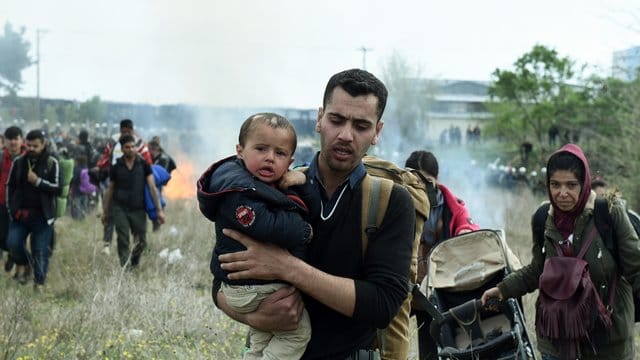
[429,298,499,345]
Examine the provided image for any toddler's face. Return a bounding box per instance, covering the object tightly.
[237,123,295,184]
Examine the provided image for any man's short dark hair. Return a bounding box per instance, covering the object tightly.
[79,129,89,143]
[4,126,23,140]
[119,134,136,146]
[322,69,388,120]
[26,129,45,142]
[405,150,439,179]
[120,119,134,130]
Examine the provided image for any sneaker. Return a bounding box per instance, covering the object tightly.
[14,266,30,285]
[33,283,45,294]
[4,257,14,272]
[101,246,111,256]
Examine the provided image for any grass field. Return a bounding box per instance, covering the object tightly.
[0,199,247,359]
[0,191,637,359]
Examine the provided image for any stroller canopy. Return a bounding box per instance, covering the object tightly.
[427,230,522,292]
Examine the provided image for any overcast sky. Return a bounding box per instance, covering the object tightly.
[2,0,638,108]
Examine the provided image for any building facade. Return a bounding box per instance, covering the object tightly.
[613,46,640,81]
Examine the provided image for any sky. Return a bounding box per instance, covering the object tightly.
[2,0,639,109]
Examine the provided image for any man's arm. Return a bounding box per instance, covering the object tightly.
[146,173,165,224]
[95,142,113,170]
[220,229,357,316]
[138,142,153,165]
[220,185,415,327]
[30,157,61,195]
[215,284,304,332]
[102,181,115,225]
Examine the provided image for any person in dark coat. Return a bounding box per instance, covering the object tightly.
[6,129,61,287]
[211,69,415,359]
[101,134,164,269]
[482,144,640,360]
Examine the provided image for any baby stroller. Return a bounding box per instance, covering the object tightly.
[412,229,537,360]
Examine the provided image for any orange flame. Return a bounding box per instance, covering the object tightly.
[164,155,196,200]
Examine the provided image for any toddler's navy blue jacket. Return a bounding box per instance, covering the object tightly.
[197,156,316,285]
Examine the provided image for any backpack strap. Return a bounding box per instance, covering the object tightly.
[593,198,618,262]
[360,174,393,258]
[532,202,551,248]
[360,173,393,354]
[575,225,599,259]
[592,197,623,311]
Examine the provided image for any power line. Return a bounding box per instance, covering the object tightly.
[36,28,49,121]
[357,46,373,70]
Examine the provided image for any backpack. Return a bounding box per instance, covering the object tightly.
[79,168,97,194]
[535,225,612,359]
[144,164,171,220]
[360,155,430,360]
[533,198,640,322]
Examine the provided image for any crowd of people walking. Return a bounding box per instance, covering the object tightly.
[0,118,176,288]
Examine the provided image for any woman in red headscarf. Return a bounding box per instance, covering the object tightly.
[482,144,640,360]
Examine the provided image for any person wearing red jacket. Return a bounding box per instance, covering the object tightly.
[405,150,480,360]
[93,119,152,255]
[0,126,26,273]
[95,119,152,171]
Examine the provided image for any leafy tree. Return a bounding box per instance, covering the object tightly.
[579,74,640,208]
[60,103,81,125]
[486,45,587,156]
[42,104,59,124]
[78,96,106,124]
[486,44,640,207]
[0,23,32,94]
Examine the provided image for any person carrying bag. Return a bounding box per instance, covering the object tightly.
[482,143,640,360]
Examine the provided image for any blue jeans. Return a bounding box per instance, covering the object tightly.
[7,214,53,284]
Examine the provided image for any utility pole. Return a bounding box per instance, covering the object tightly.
[36,29,48,122]
[357,46,373,70]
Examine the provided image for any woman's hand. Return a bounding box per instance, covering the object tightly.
[481,286,503,305]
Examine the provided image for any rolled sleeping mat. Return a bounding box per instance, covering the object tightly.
[56,197,67,218]
[59,158,75,186]
[60,185,70,198]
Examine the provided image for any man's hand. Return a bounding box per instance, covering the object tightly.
[101,213,108,225]
[27,169,39,185]
[218,228,293,282]
[156,209,166,225]
[245,286,304,332]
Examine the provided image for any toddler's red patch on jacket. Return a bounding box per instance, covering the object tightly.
[235,205,255,227]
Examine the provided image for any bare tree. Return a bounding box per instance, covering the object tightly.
[380,52,435,156]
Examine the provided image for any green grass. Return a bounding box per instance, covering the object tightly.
[1,193,637,359]
[0,200,246,360]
